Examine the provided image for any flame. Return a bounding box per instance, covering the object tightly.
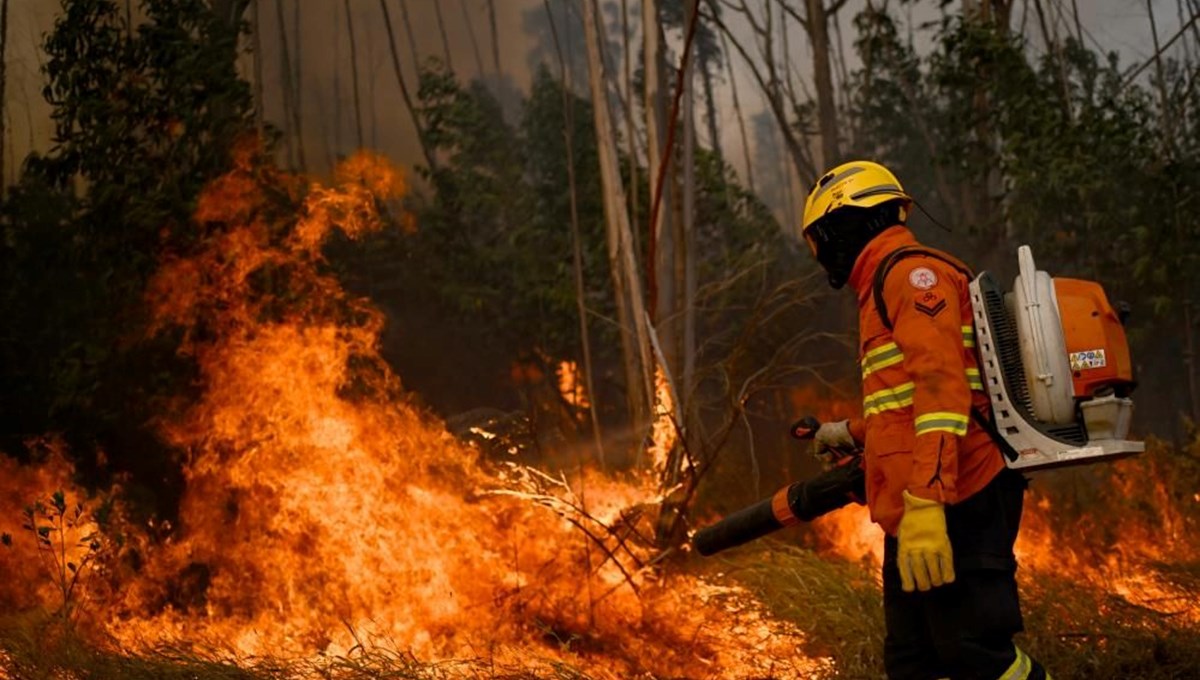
[811,503,883,567]
[3,144,1195,675]
[0,147,831,677]
[555,360,591,412]
[648,364,681,478]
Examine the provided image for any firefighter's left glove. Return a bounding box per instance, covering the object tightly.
[896,490,956,593]
[812,420,854,469]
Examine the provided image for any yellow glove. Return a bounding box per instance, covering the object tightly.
[896,490,956,592]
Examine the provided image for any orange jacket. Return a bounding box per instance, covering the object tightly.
[845,226,1006,535]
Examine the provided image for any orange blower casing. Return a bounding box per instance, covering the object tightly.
[1054,278,1134,398]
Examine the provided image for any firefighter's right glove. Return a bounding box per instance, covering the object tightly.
[812,420,855,469]
[896,490,956,593]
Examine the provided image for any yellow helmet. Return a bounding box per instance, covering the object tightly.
[800,160,912,253]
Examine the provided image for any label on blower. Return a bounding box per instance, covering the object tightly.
[1069,349,1107,370]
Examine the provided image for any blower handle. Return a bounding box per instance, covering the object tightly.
[790,415,822,440]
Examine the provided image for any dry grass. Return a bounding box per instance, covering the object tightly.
[0,615,594,680]
[709,541,1200,680]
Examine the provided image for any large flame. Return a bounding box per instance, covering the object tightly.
[0,146,829,677]
[2,145,1196,677]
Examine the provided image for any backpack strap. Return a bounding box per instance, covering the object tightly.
[871,247,1019,463]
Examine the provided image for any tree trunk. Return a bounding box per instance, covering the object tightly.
[487,0,502,77]
[1147,0,1176,153]
[251,0,264,142]
[365,7,379,148]
[720,29,755,194]
[643,0,676,376]
[460,0,486,79]
[291,0,306,171]
[434,0,455,71]
[621,0,639,254]
[699,56,722,166]
[0,0,8,195]
[681,1,697,416]
[543,0,605,467]
[275,0,295,167]
[1186,302,1199,424]
[398,0,422,69]
[584,0,654,454]
[333,2,342,154]
[381,0,437,173]
[345,0,365,149]
[804,0,839,169]
[710,8,817,183]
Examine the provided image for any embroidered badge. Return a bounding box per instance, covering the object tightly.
[914,290,947,317]
[908,267,938,290]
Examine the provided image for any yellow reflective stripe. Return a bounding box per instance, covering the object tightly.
[998,647,1032,680]
[966,367,984,391]
[915,411,969,436]
[863,341,901,361]
[863,382,915,416]
[861,342,904,377]
[962,325,976,348]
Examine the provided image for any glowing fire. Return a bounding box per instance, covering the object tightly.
[3,143,1196,677]
[648,363,681,478]
[0,146,830,677]
[812,504,883,566]
[556,360,590,411]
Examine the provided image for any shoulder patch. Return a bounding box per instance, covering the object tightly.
[908,266,938,290]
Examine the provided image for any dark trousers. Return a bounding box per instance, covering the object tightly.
[883,468,1048,680]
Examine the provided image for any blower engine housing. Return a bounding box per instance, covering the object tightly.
[970,246,1142,470]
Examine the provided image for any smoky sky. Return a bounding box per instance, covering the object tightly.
[2,0,1191,196]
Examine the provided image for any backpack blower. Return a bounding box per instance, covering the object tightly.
[693,245,1142,557]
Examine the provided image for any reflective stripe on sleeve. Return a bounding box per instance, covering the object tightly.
[962,325,976,348]
[861,342,905,378]
[861,328,978,379]
[998,647,1032,680]
[863,382,916,416]
[966,367,984,391]
[914,411,969,436]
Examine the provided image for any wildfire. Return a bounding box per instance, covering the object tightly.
[811,504,883,567]
[0,146,831,678]
[556,360,591,411]
[647,363,681,479]
[3,144,1196,678]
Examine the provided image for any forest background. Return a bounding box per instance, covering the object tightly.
[0,2,1197,676]
[1,0,1197,518]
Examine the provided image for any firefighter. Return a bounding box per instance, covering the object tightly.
[800,161,1050,680]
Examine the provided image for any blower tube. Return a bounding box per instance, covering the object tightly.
[692,459,865,557]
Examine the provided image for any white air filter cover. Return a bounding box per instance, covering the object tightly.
[1013,246,1076,425]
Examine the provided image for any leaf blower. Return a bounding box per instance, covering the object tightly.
[968,246,1142,469]
[692,417,865,557]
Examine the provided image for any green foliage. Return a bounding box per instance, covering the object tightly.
[337,62,795,423]
[848,6,1200,430]
[0,0,254,514]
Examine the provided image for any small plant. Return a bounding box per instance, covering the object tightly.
[4,490,106,623]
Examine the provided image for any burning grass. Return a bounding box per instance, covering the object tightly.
[0,147,827,679]
[1,148,1197,679]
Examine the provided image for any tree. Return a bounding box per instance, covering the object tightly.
[0,0,256,515]
[585,0,655,449]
